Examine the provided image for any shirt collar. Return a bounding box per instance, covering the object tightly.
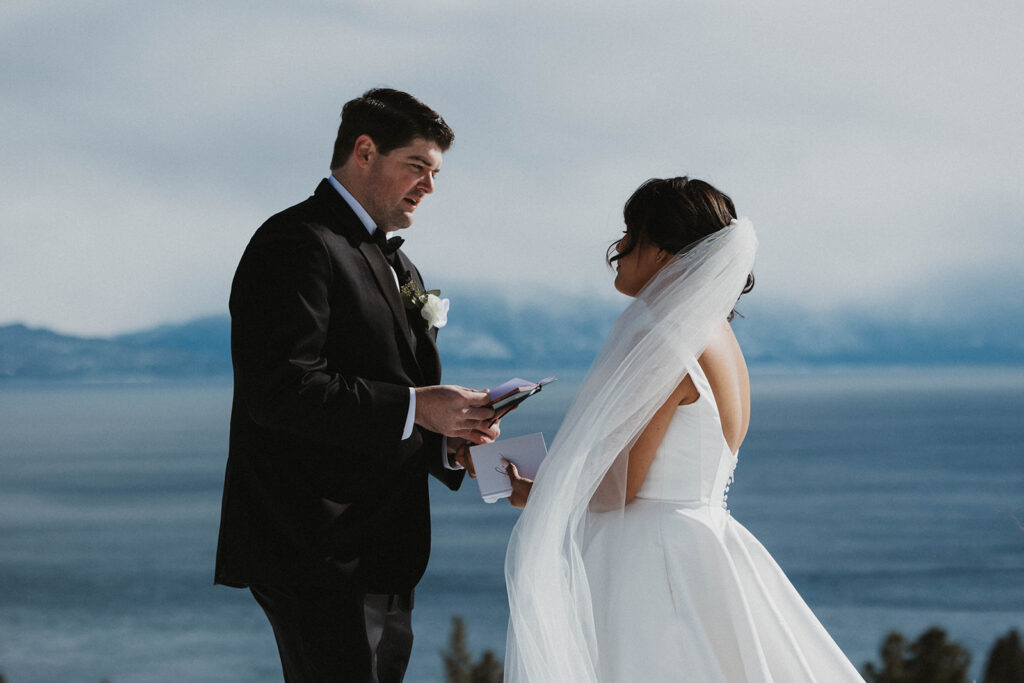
[326,175,378,236]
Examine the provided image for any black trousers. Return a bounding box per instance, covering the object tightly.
[250,583,414,683]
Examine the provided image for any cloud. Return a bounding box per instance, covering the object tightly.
[1,0,1021,334]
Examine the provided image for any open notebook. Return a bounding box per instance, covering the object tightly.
[471,432,548,503]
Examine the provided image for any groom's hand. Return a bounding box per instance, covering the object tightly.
[414,385,497,444]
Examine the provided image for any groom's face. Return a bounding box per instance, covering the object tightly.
[363,137,443,232]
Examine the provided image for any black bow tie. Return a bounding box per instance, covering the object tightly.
[372,229,404,256]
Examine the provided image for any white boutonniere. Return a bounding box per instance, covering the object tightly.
[400,280,449,330]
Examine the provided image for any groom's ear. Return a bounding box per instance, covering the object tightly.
[351,134,377,168]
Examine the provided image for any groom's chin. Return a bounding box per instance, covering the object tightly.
[390,215,414,231]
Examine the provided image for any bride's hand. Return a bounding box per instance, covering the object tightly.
[449,438,477,478]
[502,459,533,509]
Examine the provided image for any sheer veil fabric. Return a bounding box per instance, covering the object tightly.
[504,219,758,682]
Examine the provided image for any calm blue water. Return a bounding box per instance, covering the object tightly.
[0,368,1021,682]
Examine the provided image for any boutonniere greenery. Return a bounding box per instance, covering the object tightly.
[400,280,449,330]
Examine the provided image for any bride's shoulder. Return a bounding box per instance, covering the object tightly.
[697,322,749,390]
[700,321,743,361]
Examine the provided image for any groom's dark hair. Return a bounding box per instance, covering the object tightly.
[330,88,454,168]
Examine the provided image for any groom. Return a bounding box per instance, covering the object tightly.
[215,88,496,682]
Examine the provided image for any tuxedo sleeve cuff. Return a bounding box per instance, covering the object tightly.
[401,388,416,441]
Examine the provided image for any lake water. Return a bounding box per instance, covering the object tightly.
[0,367,1021,682]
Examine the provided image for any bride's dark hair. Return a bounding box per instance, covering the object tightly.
[607,176,755,319]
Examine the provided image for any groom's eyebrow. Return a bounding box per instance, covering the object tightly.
[410,154,441,173]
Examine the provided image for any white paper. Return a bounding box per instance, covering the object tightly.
[471,432,548,503]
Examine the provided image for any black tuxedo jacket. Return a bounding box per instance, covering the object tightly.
[215,179,464,594]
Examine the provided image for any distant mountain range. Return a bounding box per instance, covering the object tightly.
[0,316,232,382]
[1,293,1021,382]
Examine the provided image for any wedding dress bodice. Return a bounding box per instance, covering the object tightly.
[634,359,737,510]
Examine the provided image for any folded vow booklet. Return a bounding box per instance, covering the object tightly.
[471,432,548,503]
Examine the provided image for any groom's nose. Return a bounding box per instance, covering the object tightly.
[417,172,435,194]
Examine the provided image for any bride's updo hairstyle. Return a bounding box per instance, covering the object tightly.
[608,176,755,318]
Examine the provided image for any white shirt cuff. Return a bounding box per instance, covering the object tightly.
[402,388,416,440]
[442,435,464,471]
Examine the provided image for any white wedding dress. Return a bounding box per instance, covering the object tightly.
[580,359,863,682]
[505,219,862,682]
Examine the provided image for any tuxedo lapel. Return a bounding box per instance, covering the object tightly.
[313,180,421,378]
[398,253,443,386]
[357,240,418,357]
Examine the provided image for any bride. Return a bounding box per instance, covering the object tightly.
[501,177,863,681]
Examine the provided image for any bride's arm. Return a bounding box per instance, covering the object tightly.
[623,375,699,504]
[505,375,699,510]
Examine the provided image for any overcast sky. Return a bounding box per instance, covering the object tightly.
[2,0,1021,336]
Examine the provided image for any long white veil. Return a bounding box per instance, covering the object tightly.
[504,218,757,682]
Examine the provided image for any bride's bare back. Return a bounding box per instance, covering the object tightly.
[625,320,749,502]
[698,320,751,454]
